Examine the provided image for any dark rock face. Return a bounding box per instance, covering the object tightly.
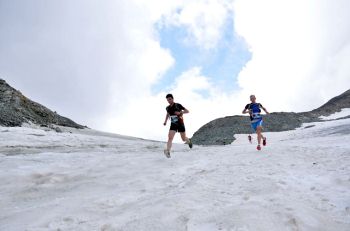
[191,116,251,145]
[0,79,85,129]
[309,89,350,117]
[192,89,350,145]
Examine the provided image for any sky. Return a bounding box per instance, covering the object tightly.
[1,0,350,142]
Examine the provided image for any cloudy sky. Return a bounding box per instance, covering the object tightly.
[1,0,349,142]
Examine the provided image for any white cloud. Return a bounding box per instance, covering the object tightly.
[2,0,349,142]
[98,0,350,143]
[0,0,175,131]
[107,67,244,142]
[160,0,231,49]
[233,0,350,112]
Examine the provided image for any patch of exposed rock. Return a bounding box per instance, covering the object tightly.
[309,89,350,117]
[0,79,85,129]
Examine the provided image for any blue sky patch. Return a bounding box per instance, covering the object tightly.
[152,14,251,95]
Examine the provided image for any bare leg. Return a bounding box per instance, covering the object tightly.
[180,132,193,148]
[180,132,190,143]
[167,130,176,152]
[256,126,263,145]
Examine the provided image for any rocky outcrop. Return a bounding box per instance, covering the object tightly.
[192,89,350,145]
[0,79,85,129]
[309,89,350,117]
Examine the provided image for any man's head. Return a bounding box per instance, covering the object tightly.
[166,93,174,104]
[250,95,256,103]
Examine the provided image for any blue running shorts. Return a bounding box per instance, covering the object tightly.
[251,119,263,132]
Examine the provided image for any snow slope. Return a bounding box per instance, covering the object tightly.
[319,108,350,120]
[0,117,349,231]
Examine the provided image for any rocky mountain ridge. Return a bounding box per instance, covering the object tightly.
[191,89,350,145]
[0,79,85,129]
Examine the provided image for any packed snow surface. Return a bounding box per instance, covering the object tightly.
[319,108,350,120]
[1,118,350,231]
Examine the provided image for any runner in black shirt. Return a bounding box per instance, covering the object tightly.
[163,94,193,158]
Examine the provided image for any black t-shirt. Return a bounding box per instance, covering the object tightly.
[166,103,185,124]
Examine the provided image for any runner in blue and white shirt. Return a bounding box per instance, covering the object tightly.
[242,95,269,150]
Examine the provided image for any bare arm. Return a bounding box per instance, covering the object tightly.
[163,113,169,125]
[242,105,252,115]
[175,108,189,116]
[261,106,269,114]
[182,108,189,114]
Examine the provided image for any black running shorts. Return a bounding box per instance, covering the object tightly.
[170,123,185,132]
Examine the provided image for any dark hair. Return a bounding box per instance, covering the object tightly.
[166,93,173,99]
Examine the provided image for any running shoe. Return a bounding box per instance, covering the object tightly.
[263,137,267,146]
[163,149,171,158]
[188,139,193,149]
[248,135,253,143]
[257,145,261,151]
[185,139,193,148]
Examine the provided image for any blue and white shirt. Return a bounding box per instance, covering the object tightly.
[245,103,263,122]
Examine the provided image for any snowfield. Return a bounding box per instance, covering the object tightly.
[0,116,350,231]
